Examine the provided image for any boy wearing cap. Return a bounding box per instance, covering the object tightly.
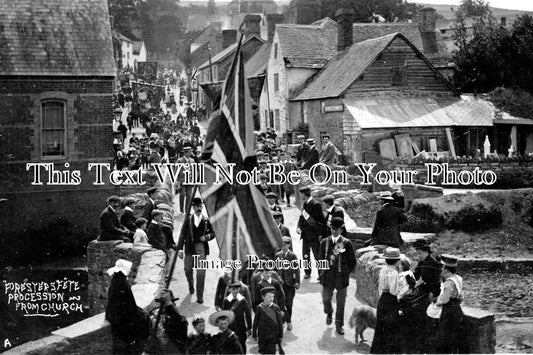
[187,317,211,355]
[209,311,244,354]
[147,210,166,252]
[222,281,252,353]
[214,267,252,311]
[253,287,284,354]
[275,237,300,330]
[435,254,466,353]
[252,267,286,312]
[98,196,131,242]
[120,198,137,237]
[176,197,215,304]
[318,217,356,335]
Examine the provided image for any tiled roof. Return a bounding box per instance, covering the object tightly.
[276,23,338,69]
[0,0,115,76]
[291,34,398,101]
[198,35,264,69]
[118,33,133,43]
[244,42,270,78]
[343,96,504,129]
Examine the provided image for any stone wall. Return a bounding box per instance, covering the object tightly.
[4,242,167,355]
[354,246,496,354]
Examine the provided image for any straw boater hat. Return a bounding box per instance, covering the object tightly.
[266,192,277,199]
[379,191,395,201]
[282,236,292,244]
[441,254,459,267]
[209,310,235,326]
[107,259,133,276]
[297,135,305,139]
[306,138,315,144]
[383,247,401,260]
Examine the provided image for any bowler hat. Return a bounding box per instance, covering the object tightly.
[330,217,344,229]
[260,286,276,296]
[441,254,459,267]
[208,310,235,326]
[192,197,203,206]
[383,247,401,260]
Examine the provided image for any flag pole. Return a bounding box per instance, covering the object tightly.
[153,184,199,331]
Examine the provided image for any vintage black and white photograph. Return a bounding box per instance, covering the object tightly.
[1,0,533,353]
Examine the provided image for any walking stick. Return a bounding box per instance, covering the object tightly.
[152,183,199,332]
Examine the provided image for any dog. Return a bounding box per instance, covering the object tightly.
[348,305,377,344]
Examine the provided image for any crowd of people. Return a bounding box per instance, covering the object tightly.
[100,86,467,354]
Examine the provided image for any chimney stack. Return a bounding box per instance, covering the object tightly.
[243,14,262,38]
[419,7,438,54]
[266,14,285,41]
[222,29,237,49]
[336,8,354,52]
[501,16,507,27]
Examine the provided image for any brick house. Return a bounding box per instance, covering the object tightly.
[290,29,532,164]
[0,0,117,236]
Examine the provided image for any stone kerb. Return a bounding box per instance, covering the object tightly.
[354,245,496,353]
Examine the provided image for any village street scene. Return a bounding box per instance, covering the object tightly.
[1,0,533,354]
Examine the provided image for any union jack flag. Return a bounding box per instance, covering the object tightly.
[200,34,282,263]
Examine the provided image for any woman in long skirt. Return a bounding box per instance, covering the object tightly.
[435,254,468,354]
[370,247,403,354]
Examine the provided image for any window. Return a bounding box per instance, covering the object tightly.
[391,63,407,86]
[273,73,279,91]
[41,100,66,157]
[274,43,278,59]
[274,109,280,130]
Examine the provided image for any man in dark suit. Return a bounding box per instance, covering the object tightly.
[120,198,137,238]
[323,195,347,237]
[295,135,309,167]
[142,187,158,224]
[147,210,166,252]
[370,191,407,248]
[301,138,319,170]
[176,197,215,304]
[252,267,286,313]
[275,237,300,331]
[98,196,131,242]
[318,217,356,335]
[297,186,327,279]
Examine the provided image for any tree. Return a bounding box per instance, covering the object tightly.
[108,0,139,39]
[320,0,420,23]
[459,0,489,17]
[207,0,216,16]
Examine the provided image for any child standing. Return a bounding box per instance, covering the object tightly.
[253,286,284,354]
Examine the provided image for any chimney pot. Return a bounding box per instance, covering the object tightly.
[222,29,237,49]
[336,8,355,52]
[419,7,436,33]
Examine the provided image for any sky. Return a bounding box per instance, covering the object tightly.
[409,0,533,11]
[183,0,533,12]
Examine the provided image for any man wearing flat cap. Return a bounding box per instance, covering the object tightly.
[369,191,407,248]
[318,217,356,335]
[176,145,195,214]
[98,196,131,242]
[319,134,337,166]
[301,138,319,170]
[275,236,300,330]
[297,186,327,279]
[176,197,215,304]
[142,187,159,224]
